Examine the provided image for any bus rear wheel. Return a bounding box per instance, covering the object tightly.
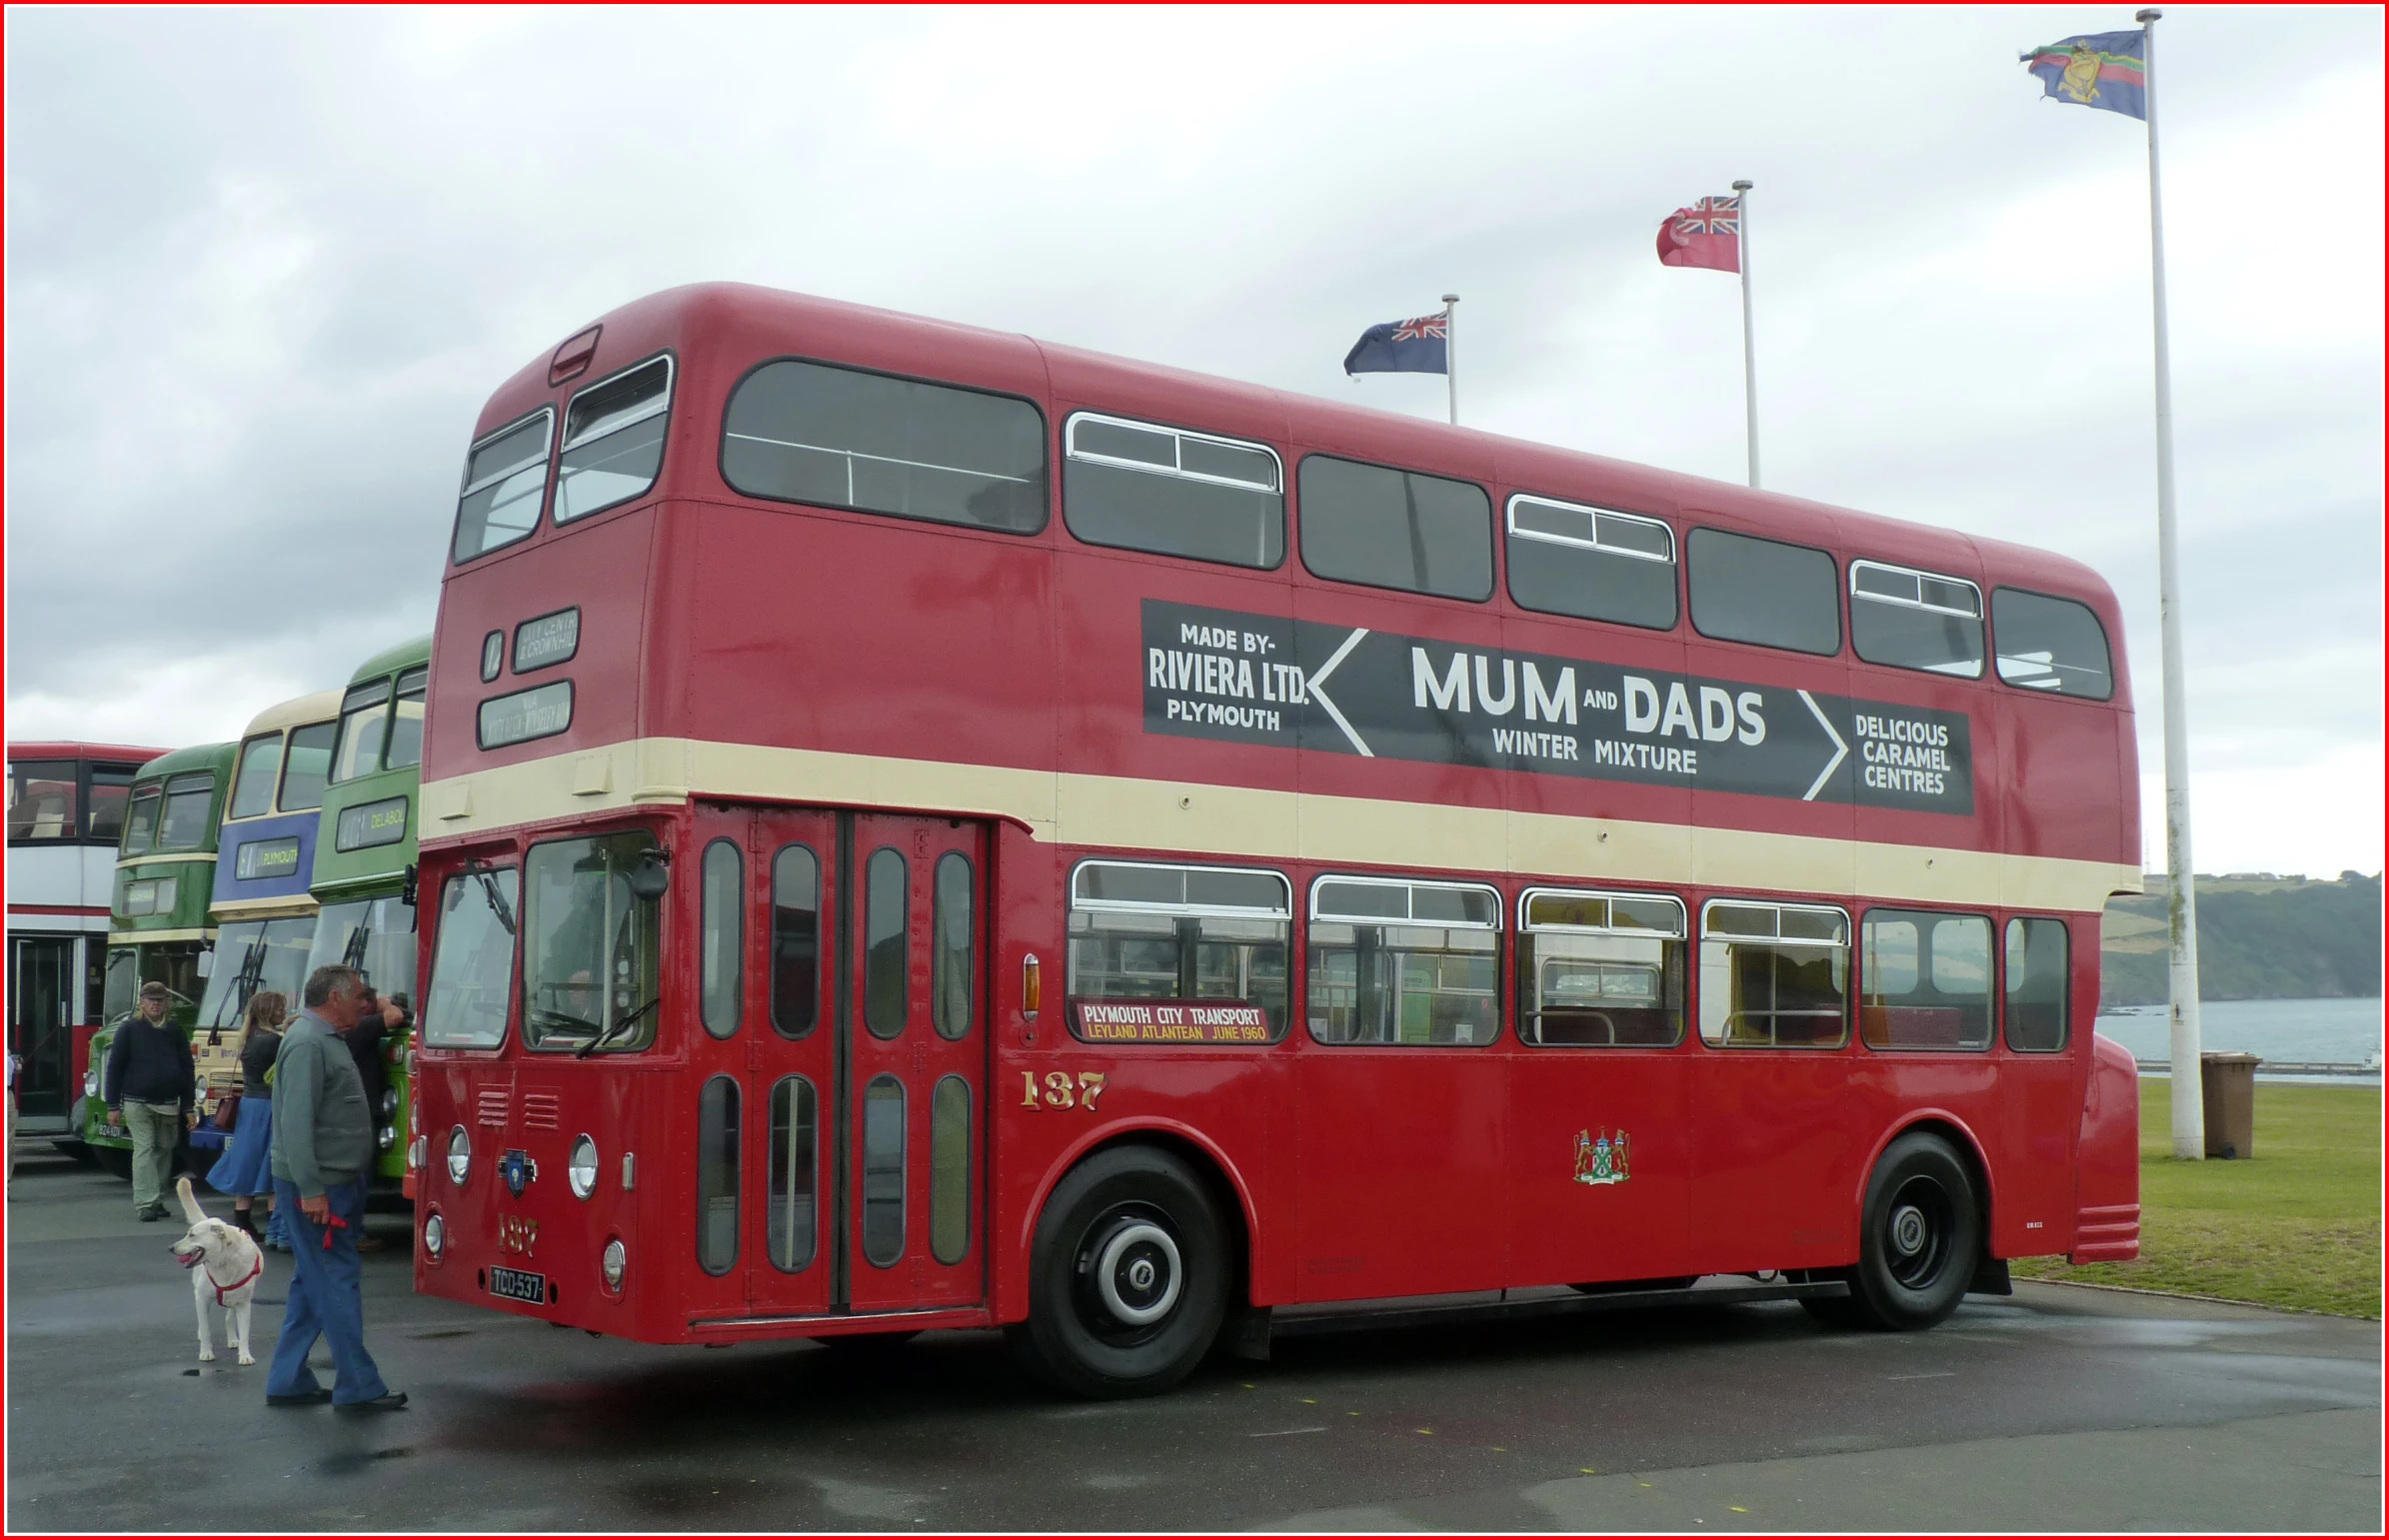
[1009,1145,1227,1400]
[1833,1131,1981,1331]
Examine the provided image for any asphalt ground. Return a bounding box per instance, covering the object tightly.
[7,1142,2381,1533]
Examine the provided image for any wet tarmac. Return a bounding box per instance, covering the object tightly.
[7,1145,2380,1532]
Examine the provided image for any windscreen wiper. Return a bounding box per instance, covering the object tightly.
[576,995,660,1059]
[466,862,517,936]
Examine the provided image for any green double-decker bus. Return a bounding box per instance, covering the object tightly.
[80,742,238,1175]
[304,637,429,1192]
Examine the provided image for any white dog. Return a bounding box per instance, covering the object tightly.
[169,1176,264,1365]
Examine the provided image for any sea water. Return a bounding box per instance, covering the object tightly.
[2095,996,2383,1083]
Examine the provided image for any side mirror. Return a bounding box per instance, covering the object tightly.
[626,848,671,902]
[195,948,215,979]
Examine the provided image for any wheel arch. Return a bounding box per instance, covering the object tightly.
[1016,1118,1260,1298]
[1858,1109,1997,1243]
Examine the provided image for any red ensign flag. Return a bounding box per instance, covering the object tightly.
[1657,195,1741,274]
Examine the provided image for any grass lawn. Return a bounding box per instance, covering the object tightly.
[2012,1077,2382,1318]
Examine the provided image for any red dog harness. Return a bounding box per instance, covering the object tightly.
[212,1251,263,1306]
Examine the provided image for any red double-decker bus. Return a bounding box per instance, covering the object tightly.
[411,284,2142,1397]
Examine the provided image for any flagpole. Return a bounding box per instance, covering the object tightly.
[1442,293,1459,425]
[2137,7,2204,1159]
[1732,179,1758,488]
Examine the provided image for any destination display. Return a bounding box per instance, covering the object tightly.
[232,836,302,881]
[1141,600,1973,815]
[1074,999,1273,1043]
[335,794,410,852]
[478,681,574,750]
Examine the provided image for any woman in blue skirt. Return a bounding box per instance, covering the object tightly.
[206,990,290,1249]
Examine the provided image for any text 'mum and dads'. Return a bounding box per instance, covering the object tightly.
[1140,601,1973,813]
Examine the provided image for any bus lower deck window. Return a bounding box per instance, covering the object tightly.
[1517,888,1688,1047]
[1698,900,1851,1048]
[1860,909,1993,1050]
[1065,860,1291,1041]
[1307,876,1502,1046]
[2003,917,2070,1052]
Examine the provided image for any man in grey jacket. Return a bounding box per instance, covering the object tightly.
[263,965,405,1412]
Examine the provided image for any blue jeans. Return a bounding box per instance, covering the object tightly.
[265,1176,388,1405]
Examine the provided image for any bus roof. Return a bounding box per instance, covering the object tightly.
[473,282,2121,612]
[348,635,433,686]
[243,689,343,739]
[130,742,239,788]
[7,742,169,767]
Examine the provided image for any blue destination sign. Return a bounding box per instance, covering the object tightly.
[513,608,580,673]
[1140,599,1974,816]
[479,681,574,751]
[336,795,410,852]
[233,836,302,880]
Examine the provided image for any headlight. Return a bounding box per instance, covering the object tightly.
[405,1047,418,1077]
[569,1134,599,1200]
[446,1125,471,1185]
[84,1070,97,1097]
[423,1211,445,1258]
[407,1134,426,1171]
[377,1124,397,1151]
[381,1088,399,1117]
[601,1237,626,1292]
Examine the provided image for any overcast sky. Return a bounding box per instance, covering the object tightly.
[6,6,2380,877]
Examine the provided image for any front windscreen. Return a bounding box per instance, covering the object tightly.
[307,897,420,1009]
[193,917,316,1037]
[156,775,216,850]
[522,831,663,1053]
[120,788,160,854]
[423,868,518,1048]
[279,722,336,811]
[102,947,138,1021]
[332,679,392,784]
[229,735,282,820]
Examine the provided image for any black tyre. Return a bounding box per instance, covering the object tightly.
[93,1144,133,1180]
[1008,1145,1229,1400]
[1842,1131,1981,1330]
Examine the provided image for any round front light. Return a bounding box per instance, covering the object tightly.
[381,1087,399,1117]
[446,1125,471,1185]
[423,1211,445,1258]
[377,1123,397,1151]
[601,1237,626,1292]
[568,1134,600,1200]
[407,1134,426,1171]
[405,1046,418,1077]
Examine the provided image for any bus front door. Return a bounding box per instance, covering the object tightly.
[711,806,987,1323]
[10,935,76,1119]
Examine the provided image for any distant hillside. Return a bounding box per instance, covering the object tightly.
[2101,871,2382,1007]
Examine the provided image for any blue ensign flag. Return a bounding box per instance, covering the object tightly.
[1344,312,1448,375]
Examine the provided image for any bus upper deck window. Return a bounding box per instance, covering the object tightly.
[331,679,392,785]
[1851,561,1984,679]
[1063,411,1284,570]
[1298,456,1493,602]
[156,773,217,851]
[1992,588,2113,701]
[228,734,282,820]
[384,669,429,771]
[7,760,77,842]
[1688,528,1841,656]
[452,409,554,564]
[722,359,1048,534]
[555,356,672,525]
[278,721,336,811]
[1506,497,1678,632]
[86,766,138,844]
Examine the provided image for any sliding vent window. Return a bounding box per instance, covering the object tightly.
[1298,455,1492,601]
[1851,561,1984,678]
[723,360,1047,533]
[555,356,672,524]
[1506,496,1678,630]
[1698,899,1850,1048]
[1688,528,1840,655]
[1992,588,2113,700]
[1517,889,1687,1046]
[452,409,553,563]
[1307,876,1500,1045]
[1066,860,1291,1042]
[1859,909,1992,1050]
[1063,412,1283,568]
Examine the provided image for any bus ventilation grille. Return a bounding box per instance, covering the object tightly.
[523,1093,561,1131]
[476,1090,510,1128]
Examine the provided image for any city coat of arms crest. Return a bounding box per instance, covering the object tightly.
[1572,1127,1630,1186]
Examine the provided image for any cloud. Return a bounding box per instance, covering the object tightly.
[6,7,2380,870]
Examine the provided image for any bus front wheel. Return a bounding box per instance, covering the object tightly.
[1010,1145,1228,1400]
[1830,1131,1982,1331]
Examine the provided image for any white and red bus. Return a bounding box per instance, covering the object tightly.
[8,742,167,1137]
[411,285,2142,1397]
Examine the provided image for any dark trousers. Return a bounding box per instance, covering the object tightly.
[265,1175,388,1405]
